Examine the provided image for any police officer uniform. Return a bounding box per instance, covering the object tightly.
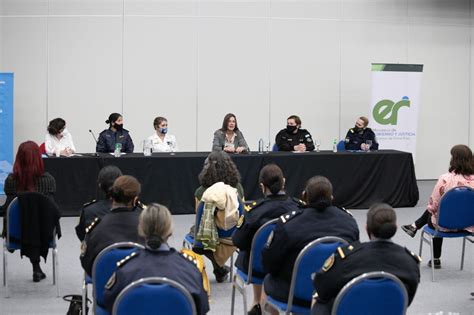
[80,206,144,276]
[311,240,421,315]
[262,204,359,307]
[275,128,315,151]
[103,245,210,315]
[344,127,379,150]
[233,194,304,277]
[75,199,112,241]
[96,128,134,153]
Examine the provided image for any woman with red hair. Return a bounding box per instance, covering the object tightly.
[1,141,56,282]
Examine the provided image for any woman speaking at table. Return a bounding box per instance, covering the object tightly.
[212,113,249,153]
[96,113,134,153]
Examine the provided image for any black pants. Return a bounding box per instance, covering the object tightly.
[414,210,443,258]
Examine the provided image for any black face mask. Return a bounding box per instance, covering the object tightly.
[286,125,297,133]
[114,123,123,131]
[354,125,362,132]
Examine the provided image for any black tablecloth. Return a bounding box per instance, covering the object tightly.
[43,150,419,216]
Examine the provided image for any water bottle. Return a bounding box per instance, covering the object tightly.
[258,138,264,154]
[332,139,338,153]
[114,142,122,157]
[143,140,152,156]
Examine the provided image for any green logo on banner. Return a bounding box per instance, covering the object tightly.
[372,96,410,125]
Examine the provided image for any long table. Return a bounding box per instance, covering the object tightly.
[43,150,419,216]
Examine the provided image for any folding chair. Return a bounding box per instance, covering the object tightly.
[2,196,59,298]
[264,236,348,315]
[231,218,278,315]
[419,186,474,281]
[331,271,408,315]
[112,277,197,315]
[92,242,145,315]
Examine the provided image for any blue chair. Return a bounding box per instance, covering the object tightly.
[183,200,244,282]
[331,271,408,315]
[92,242,145,315]
[2,196,59,297]
[112,277,197,315]
[337,140,345,152]
[419,186,474,281]
[230,218,278,315]
[272,144,279,151]
[264,236,348,315]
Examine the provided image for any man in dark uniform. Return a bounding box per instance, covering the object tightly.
[96,113,134,153]
[103,203,210,315]
[232,164,304,315]
[80,175,144,276]
[75,165,122,241]
[311,203,420,315]
[262,176,359,310]
[275,115,315,151]
[344,116,379,151]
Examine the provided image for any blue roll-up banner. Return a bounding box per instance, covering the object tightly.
[0,73,14,195]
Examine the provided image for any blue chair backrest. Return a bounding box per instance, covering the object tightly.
[112,277,197,315]
[337,140,345,152]
[272,144,279,151]
[6,197,21,246]
[290,237,348,304]
[248,218,278,278]
[195,199,244,240]
[437,186,474,230]
[92,242,145,307]
[332,271,408,315]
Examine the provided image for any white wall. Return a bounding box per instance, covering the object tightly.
[0,0,473,179]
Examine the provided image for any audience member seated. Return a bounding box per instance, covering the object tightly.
[262,176,359,313]
[193,151,244,282]
[45,117,76,156]
[274,115,315,152]
[311,203,421,315]
[145,116,178,152]
[344,116,379,151]
[80,175,144,276]
[232,164,304,315]
[212,113,249,153]
[1,141,57,282]
[103,203,210,315]
[75,165,123,241]
[401,144,474,268]
[96,112,134,153]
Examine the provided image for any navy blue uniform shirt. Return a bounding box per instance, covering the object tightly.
[96,128,134,153]
[344,127,379,151]
[275,128,315,151]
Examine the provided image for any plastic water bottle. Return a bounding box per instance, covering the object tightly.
[332,139,338,153]
[258,138,264,154]
[143,140,152,156]
[114,143,122,157]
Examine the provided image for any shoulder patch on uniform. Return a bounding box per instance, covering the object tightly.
[180,251,199,267]
[245,199,264,212]
[236,215,245,229]
[105,272,116,290]
[279,209,302,224]
[405,247,422,263]
[349,128,355,133]
[83,199,97,207]
[117,251,138,268]
[292,197,305,206]
[85,217,101,234]
[322,254,335,272]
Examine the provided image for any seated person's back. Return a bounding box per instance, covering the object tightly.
[80,175,144,276]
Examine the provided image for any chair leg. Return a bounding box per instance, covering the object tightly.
[230,253,234,283]
[4,245,9,298]
[53,247,59,297]
[418,230,424,256]
[231,275,236,315]
[242,284,248,315]
[430,237,435,282]
[82,274,87,314]
[460,237,466,270]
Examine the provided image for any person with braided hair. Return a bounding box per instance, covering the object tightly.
[311,203,421,315]
[104,203,210,315]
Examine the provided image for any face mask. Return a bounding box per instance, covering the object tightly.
[286,125,297,133]
[114,123,123,131]
[354,125,362,132]
[159,128,168,134]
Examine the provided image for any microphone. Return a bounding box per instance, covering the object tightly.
[89,129,99,156]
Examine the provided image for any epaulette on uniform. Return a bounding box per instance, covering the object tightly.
[337,206,353,217]
[349,128,355,134]
[82,199,97,208]
[85,217,101,234]
[279,209,302,224]
[180,251,199,267]
[117,251,138,268]
[244,199,264,212]
[292,197,306,206]
[336,242,361,260]
[405,247,422,263]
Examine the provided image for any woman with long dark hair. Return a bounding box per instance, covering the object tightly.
[402,144,474,268]
[1,141,56,281]
[212,113,249,153]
